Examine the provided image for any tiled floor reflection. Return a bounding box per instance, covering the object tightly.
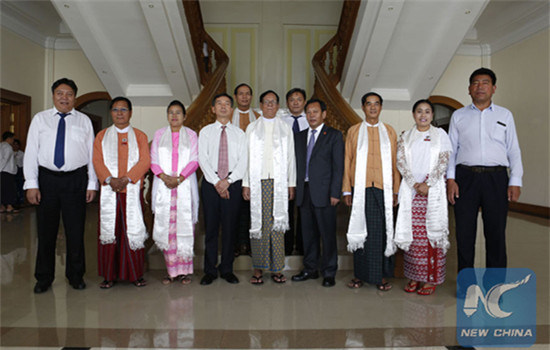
[1,204,548,348]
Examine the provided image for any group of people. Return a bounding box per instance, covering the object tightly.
[24,67,522,296]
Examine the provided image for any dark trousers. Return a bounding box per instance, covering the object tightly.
[299,184,338,277]
[285,199,303,255]
[201,179,242,276]
[454,165,509,271]
[353,187,394,284]
[1,172,16,205]
[35,166,88,285]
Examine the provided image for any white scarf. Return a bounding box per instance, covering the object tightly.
[232,108,256,128]
[346,122,394,256]
[151,126,198,260]
[248,117,290,238]
[100,126,147,250]
[393,125,449,254]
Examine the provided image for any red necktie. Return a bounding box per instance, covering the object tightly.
[218,125,229,179]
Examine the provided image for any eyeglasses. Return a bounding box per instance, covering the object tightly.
[112,108,129,113]
[262,100,277,105]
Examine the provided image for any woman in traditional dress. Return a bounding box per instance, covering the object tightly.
[150,100,199,285]
[394,99,451,295]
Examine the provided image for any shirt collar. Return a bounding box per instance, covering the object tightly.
[365,121,379,127]
[237,108,250,114]
[116,126,129,133]
[215,120,231,128]
[309,123,324,133]
[470,102,494,112]
[53,108,75,116]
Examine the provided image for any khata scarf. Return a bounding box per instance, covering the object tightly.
[100,126,147,250]
[248,117,291,238]
[151,126,198,260]
[393,125,449,254]
[346,122,394,256]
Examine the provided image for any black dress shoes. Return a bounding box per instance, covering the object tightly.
[291,271,319,281]
[200,274,217,285]
[33,282,51,294]
[221,273,239,284]
[70,280,86,290]
[322,277,336,287]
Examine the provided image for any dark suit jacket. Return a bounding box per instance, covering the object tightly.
[295,125,344,207]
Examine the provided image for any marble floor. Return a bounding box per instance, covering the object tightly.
[0,203,548,349]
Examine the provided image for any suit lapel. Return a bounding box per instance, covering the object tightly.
[311,126,329,158]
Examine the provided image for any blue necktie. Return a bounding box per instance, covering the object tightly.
[292,115,300,133]
[54,112,68,168]
[306,129,316,180]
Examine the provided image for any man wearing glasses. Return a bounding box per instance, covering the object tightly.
[242,90,296,285]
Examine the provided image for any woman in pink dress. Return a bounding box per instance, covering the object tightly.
[150,100,199,285]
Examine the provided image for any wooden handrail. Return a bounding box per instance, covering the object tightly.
[312,0,362,136]
[181,0,229,133]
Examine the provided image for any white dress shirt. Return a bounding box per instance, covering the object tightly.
[198,120,248,185]
[23,107,98,190]
[0,142,17,174]
[281,110,309,132]
[447,103,523,186]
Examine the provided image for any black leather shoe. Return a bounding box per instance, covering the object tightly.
[33,282,51,294]
[71,280,86,290]
[221,273,239,284]
[200,274,217,285]
[291,271,319,281]
[322,277,335,287]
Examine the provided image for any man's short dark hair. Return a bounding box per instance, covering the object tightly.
[167,100,186,114]
[212,93,234,107]
[469,67,497,85]
[51,78,78,95]
[286,88,306,102]
[234,83,253,96]
[305,98,327,112]
[361,92,383,106]
[2,131,15,141]
[109,96,132,111]
[259,90,280,104]
[13,139,21,146]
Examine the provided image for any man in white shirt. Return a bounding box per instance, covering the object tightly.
[24,78,98,293]
[243,90,296,284]
[447,68,523,271]
[199,93,248,285]
[281,88,307,255]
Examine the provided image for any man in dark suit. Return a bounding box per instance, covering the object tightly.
[291,99,344,287]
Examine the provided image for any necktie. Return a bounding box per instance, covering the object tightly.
[306,129,316,180]
[218,125,229,180]
[292,115,300,133]
[54,112,68,168]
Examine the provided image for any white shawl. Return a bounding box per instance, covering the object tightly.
[151,126,198,260]
[100,126,147,250]
[248,117,290,238]
[393,125,449,254]
[346,122,395,257]
[232,108,257,128]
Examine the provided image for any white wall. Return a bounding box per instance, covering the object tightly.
[492,29,549,207]
[202,1,340,105]
[1,27,47,115]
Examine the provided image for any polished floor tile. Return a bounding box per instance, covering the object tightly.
[1,204,548,348]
